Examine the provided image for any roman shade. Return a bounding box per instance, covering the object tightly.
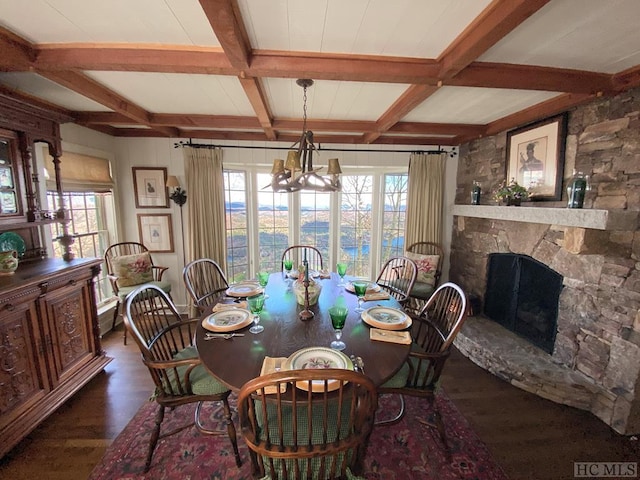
[44,149,113,192]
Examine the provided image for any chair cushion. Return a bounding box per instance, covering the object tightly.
[380,350,437,389]
[112,252,153,287]
[171,346,230,396]
[405,252,439,286]
[409,281,435,300]
[117,280,172,300]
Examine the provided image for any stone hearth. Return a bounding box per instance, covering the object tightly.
[449,211,640,434]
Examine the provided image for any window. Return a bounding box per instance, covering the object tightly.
[47,191,114,305]
[223,166,407,281]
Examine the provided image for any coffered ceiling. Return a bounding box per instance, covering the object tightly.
[0,0,639,146]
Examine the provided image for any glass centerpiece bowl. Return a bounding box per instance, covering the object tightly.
[293,274,323,306]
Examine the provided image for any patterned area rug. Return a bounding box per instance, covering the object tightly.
[89,390,508,479]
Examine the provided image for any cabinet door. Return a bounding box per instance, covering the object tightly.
[0,129,25,222]
[0,299,50,432]
[41,279,97,387]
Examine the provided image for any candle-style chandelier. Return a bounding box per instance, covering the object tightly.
[270,79,342,193]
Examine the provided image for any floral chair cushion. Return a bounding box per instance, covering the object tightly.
[405,252,439,287]
[112,252,153,287]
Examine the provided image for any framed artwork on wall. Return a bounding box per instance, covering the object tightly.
[137,213,174,252]
[132,167,169,208]
[505,113,567,201]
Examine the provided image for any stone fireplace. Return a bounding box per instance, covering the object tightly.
[449,206,640,435]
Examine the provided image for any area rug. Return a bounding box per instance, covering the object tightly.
[89,390,508,480]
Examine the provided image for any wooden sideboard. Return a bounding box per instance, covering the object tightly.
[0,257,111,458]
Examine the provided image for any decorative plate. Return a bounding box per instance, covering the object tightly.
[361,306,411,331]
[202,308,253,332]
[345,281,380,294]
[0,231,26,258]
[284,347,354,392]
[225,282,263,298]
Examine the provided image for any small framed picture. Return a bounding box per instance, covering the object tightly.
[137,213,174,252]
[505,113,567,201]
[132,167,169,208]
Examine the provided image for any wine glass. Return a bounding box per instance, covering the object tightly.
[247,293,265,334]
[329,305,348,351]
[257,270,270,299]
[336,262,347,286]
[353,280,368,313]
[283,259,293,286]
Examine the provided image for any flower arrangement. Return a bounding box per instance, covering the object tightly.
[493,178,528,205]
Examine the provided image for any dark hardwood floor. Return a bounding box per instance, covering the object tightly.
[1,327,637,480]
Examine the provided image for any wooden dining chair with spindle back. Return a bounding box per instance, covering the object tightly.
[375,256,418,306]
[403,241,444,314]
[104,241,172,344]
[124,284,242,472]
[238,369,377,480]
[281,245,324,273]
[376,282,468,461]
[183,258,230,314]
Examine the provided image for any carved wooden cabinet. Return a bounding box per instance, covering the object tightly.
[0,258,110,458]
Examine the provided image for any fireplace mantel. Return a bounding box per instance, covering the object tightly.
[451,205,638,231]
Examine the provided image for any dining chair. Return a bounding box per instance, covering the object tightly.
[376,282,468,460]
[281,245,324,273]
[124,284,242,472]
[104,241,172,344]
[238,369,377,480]
[375,256,418,305]
[183,258,230,314]
[404,241,444,314]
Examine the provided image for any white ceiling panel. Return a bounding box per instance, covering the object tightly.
[85,72,254,115]
[404,87,561,125]
[479,0,640,73]
[264,78,407,121]
[0,72,110,111]
[239,0,492,57]
[0,0,219,45]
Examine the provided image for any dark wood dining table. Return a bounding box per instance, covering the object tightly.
[196,272,411,391]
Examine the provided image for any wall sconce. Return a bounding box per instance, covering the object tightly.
[166,175,187,206]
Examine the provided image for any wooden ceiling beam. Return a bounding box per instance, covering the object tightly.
[39,70,178,136]
[362,84,440,143]
[238,76,275,140]
[612,65,640,92]
[199,0,251,70]
[0,27,37,71]
[438,0,552,79]
[452,62,613,94]
[388,122,485,137]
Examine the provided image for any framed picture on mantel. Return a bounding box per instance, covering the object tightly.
[506,113,567,201]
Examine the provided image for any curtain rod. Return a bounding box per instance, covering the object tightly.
[173,140,457,157]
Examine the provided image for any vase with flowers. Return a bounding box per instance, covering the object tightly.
[493,178,528,206]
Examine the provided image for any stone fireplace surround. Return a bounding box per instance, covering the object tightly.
[449,205,640,434]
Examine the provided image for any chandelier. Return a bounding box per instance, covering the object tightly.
[270,79,342,193]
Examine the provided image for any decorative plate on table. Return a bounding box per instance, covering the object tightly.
[345,281,380,294]
[0,231,26,258]
[361,306,411,331]
[202,308,253,332]
[284,347,354,392]
[225,282,263,298]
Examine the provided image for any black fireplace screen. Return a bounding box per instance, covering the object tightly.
[484,253,563,354]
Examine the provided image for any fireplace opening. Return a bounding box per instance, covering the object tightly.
[484,253,563,354]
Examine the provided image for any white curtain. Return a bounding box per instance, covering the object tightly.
[405,152,447,247]
[183,146,227,270]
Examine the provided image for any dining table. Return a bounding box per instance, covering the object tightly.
[195,271,411,391]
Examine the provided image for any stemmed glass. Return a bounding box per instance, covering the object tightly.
[283,259,293,286]
[353,280,368,313]
[329,305,348,351]
[247,293,265,334]
[257,270,270,299]
[336,262,347,286]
